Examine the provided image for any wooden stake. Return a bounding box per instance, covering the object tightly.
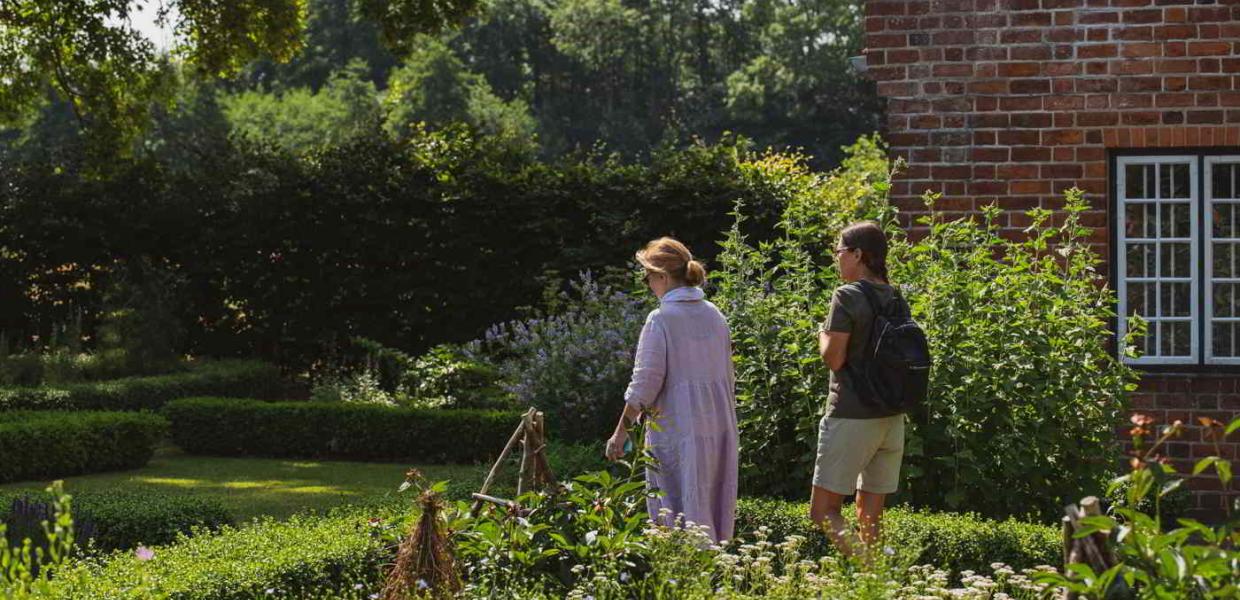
[470,410,531,516]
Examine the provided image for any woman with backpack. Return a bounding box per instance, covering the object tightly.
[810,221,927,557]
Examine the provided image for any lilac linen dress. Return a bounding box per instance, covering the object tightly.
[624,286,739,542]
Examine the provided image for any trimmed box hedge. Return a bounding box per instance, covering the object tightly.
[42,511,386,599]
[167,397,524,463]
[0,411,167,483]
[735,497,1060,574]
[1,490,231,551]
[0,360,282,412]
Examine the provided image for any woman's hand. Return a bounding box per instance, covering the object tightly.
[605,429,629,461]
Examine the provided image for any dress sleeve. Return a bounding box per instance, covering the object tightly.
[624,311,668,411]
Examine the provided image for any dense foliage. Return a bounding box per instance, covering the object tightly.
[0,490,230,551]
[893,192,1139,520]
[0,411,166,483]
[474,272,651,442]
[0,360,281,411]
[166,397,522,463]
[0,129,781,368]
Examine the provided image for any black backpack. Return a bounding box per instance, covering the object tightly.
[844,281,932,413]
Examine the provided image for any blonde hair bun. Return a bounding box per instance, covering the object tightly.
[636,237,706,286]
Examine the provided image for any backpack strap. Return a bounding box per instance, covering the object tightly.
[854,280,890,318]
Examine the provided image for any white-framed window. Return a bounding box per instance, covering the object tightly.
[1116,154,1240,366]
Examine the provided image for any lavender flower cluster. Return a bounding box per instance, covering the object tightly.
[470,272,650,440]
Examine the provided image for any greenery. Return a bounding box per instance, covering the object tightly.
[40,510,390,599]
[1041,414,1239,599]
[711,135,894,500]
[0,482,76,599]
[0,411,166,484]
[166,397,523,463]
[0,446,491,523]
[893,191,1139,520]
[0,490,230,552]
[0,0,479,158]
[734,497,1060,576]
[0,360,282,412]
[0,130,782,368]
[473,271,651,441]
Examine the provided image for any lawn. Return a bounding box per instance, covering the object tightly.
[0,445,493,521]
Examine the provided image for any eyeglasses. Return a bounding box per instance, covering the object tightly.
[642,272,653,284]
[834,247,855,256]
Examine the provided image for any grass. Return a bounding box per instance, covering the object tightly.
[0,445,494,522]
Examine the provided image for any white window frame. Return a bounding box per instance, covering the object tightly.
[1204,157,1240,366]
[1116,155,1199,366]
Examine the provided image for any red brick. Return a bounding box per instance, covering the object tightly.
[1002,29,1044,44]
[1012,180,1051,194]
[1046,95,1087,110]
[1043,129,1086,145]
[1078,112,1119,126]
[996,164,1040,179]
[999,130,1042,145]
[1191,76,1231,90]
[1000,96,1045,111]
[933,64,975,77]
[1123,111,1162,125]
[1080,43,1119,58]
[1012,147,1053,161]
[998,62,1042,77]
[1011,79,1052,94]
[1154,24,1196,40]
[1122,8,1162,23]
[1116,26,1153,41]
[1189,41,1233,56]
[1115,93,1154,108]
[1122,42,1162,57]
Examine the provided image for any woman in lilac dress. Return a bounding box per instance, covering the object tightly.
[604,237,739,543]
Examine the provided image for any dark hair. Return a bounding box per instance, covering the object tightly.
[839,221,889,281]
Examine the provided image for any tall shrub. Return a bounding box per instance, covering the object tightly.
[712,136,894,499]
[714,139,1138,520]
[894,191,1139,520]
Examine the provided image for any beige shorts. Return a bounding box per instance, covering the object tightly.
[812,413,905,495]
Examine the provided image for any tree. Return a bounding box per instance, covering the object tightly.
[223,59,382,153]
[0,0,478,156]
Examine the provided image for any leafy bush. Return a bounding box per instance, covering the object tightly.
[711,136,895,500]
[399,343,510,410]
[892,192,1138,520]
[0,491,230,551]
[166,397,522,463]
[713,137,1136,520]
[734,497,1060,576]
[0,360,282,412]
[1041,414,1239,598]
[41,511,388,599]
[0,411,166,483]
[476,272,651,442]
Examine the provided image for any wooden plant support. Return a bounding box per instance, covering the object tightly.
[1060,496,1122,600]
[469,408,557,517]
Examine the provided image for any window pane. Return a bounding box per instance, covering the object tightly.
[1159,321,1191,357]
[1125,203,1156,239]
[1213,163,1235,199]
[1172,164,1190,198]
[1126,282,1154,317]
[1214,243,1237,278]
[1159,243,1191,278]
[1159,203,1190,238]
[1126,164,1151,199]
[1126,243,1155,277]
[1160,282,1191,317]
[1212,322,1237,358]
[1215,203,1238,239]
[1214,282,1240,318]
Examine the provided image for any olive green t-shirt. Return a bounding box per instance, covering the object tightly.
[821,281,903,419]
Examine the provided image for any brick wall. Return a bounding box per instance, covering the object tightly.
[863,0,1240,519]
[1130,374,1239,518]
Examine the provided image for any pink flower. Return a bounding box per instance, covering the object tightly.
[135,546,154,561]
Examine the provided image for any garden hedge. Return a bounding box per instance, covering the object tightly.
[166,397,524,463]
[0,360,282,412]
[41,511,387,599]
[0,411,167,483]
[0,490,231,551]
[735,497,1061,575]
